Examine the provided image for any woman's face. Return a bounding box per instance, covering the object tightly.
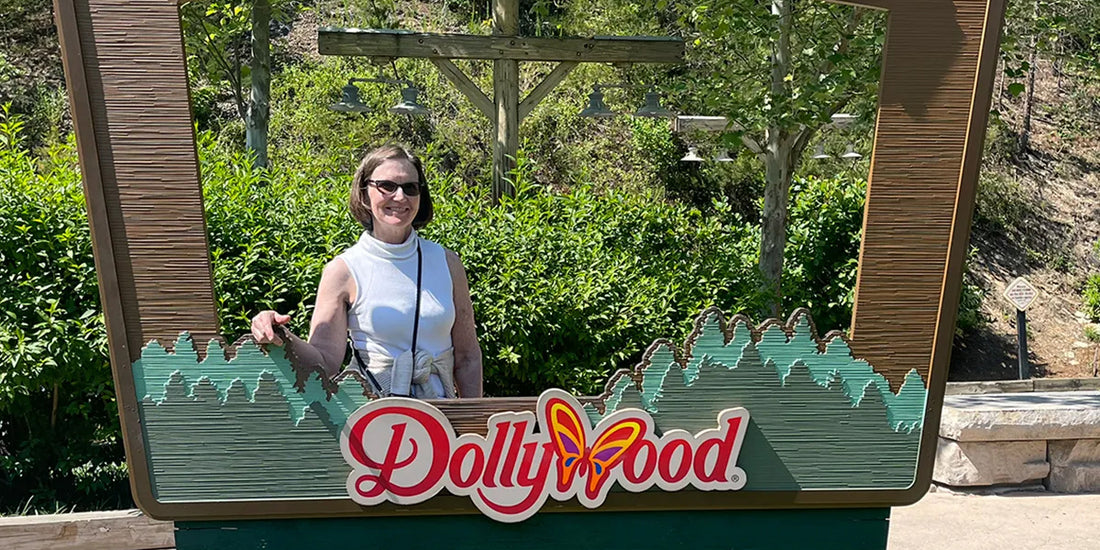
[366,158,421,233]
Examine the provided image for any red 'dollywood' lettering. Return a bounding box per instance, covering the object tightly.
[340,389,750,523]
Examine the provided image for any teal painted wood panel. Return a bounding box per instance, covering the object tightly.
[175,508,891,550]
[586,313,925,490]
[134,309,926,501]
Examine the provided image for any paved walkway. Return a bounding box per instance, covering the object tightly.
[889,490,1099,549]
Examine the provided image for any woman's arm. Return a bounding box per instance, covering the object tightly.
[446,250,484,398]
[251,259,351,378]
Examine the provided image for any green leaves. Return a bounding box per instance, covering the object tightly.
[672,1,885,136]
[1084,274,1100,323]
[420,172,769,397]
[784,175,867,333]
[0,108,123,513]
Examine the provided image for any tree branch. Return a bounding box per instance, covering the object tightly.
[813,7,865,80]
[190,5,248,120]
[741,133,765,156]
[793,91,858,158]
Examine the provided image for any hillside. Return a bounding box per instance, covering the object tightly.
[951,60,1100,381]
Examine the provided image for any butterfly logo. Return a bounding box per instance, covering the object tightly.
[542,392,649,503]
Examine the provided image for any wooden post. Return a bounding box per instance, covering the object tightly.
[492,0,519,203]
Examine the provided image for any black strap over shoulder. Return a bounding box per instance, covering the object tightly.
[353,349,384,396]
[411,238,423,356]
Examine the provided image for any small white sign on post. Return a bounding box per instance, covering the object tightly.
[1003,277,1039,311]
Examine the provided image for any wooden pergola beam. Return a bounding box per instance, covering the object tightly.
[429,58,493,119]
[318,28,685,63]
[519,61,578,121]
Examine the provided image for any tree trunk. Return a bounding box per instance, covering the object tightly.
[246,0,271,169]
[758,0,794,318]
[996,53,1005,113]
[1019,0,1038,153]
[760,134,793,318]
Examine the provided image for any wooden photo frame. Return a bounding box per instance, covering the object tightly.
[55,0,1006,522]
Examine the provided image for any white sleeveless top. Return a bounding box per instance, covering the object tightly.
[337,230,455,360]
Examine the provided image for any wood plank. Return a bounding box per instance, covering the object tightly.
[0,510,174,550]
[519,61,578,120]
[672,115,731,133]
[428,59,493,119]
[318,28,685,63]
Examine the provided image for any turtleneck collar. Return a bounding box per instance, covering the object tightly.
[357,228,419,261]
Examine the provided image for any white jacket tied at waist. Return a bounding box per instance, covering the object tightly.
[358,347,456,399]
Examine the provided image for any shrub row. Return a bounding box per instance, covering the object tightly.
[2,111,870,510]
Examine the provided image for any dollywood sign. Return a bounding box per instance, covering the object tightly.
[341,390,750,523]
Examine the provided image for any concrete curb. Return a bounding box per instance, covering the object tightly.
[946,378,1100,395]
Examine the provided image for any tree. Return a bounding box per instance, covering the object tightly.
[1001,0,1100,153]
[181,0,286,168]
[679,0,885,316]
[247,0,272,168]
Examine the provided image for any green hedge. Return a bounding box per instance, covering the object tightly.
[0,109,128,512]
[1,111,872,511]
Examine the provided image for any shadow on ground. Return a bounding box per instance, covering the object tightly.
[950,326,1048,381]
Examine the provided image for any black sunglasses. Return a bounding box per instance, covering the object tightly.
[365,179,423,196]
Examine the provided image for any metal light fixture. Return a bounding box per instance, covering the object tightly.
[811,144,831,160]
[579,87,616,118]
[714,149,735,162]
[633,89,675,118]
[681,146,704,162]
[389,85,429,116]
[330,83,370,113]
[580,83,673,118]
[331,77,429,116]
[840,144,863,160]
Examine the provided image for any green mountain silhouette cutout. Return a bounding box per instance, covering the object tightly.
[584,309,926,490]
[132,308,925,500]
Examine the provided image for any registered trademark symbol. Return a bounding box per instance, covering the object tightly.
[730,473,740,483]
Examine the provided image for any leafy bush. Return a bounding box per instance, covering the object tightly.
[200,143,772,396]
[783,175,866,334]
[425,160,766,396]
[0,106,129,512]
[1084,274,1100,322]
[1,113,869,510]
[956,272,988,337]
[974,169,1033,237]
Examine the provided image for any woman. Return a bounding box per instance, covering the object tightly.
[250,145,483,398]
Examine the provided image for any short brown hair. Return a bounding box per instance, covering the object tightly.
[349,145,434,230]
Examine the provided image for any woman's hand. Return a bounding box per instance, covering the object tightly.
[251,310,292,346]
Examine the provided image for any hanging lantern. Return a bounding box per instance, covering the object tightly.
[579,87,616,117]
[390,86,430,116]
[330,83,370,113]
[681,146,705,162]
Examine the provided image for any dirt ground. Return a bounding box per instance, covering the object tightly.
[949,62,1100,382]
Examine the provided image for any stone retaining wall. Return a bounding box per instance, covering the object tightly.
[933,389,1100,492]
